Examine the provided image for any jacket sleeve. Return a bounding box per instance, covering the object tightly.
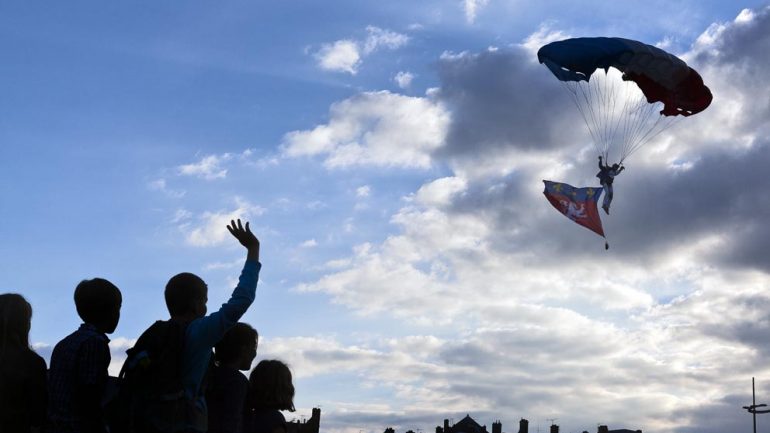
[187,260,261,349]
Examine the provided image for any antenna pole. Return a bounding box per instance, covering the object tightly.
[754,377,757,433]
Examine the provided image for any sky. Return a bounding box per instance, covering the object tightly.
[2,1,770,432]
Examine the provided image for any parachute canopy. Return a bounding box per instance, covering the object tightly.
[537,37,713,162]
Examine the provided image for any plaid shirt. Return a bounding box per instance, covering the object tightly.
[47,323,111,433]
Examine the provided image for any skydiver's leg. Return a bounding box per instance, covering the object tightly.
[602,183,613,214]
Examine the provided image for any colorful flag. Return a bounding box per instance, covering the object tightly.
[543,180,605,239]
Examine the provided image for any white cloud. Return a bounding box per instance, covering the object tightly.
[314,27,409,75]
[362,26,409,54]
[281,91,450,169]
[300,239,318,248]
[286,7,770,432]
[394,71,415,89]
[147,178,186,198]
[412,176,467,207]
[184,199,266,247]
[176,150,260,180]
[171,208,193,224]
[356,185,371,198]
[315,40,361,74]
[203,258,244,271]
[520,23,570,57]
[464,0,490,24]
[178,154,230,180]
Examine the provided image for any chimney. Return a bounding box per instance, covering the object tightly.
[309,407,321,429]
[444,419,450,433]
[550,425,559,433]
[492,421,502,433]
[518,418,529,433]
[598,426,609,433]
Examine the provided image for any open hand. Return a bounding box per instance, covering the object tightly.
[227,219,260,262]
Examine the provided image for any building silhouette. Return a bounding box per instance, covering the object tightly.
[286,407,321,433]
[387,414,639,433]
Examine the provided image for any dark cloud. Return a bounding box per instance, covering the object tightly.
[612,140,770,269]
[694,6,770,71]
[698,293,770,358]
[670,393,752,433]
[427,10,770,271]
[434,48,582,160]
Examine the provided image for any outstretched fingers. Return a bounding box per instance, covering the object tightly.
[226,218,260,253]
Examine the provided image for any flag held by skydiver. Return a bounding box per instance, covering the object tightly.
[542,180,608,249]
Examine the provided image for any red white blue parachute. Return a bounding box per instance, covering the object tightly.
[537,37,712,162]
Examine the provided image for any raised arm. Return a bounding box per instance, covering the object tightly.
[189,219,261,348]
[598,155,605,170]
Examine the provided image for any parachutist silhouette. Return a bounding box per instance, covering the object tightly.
[597,155,625,215]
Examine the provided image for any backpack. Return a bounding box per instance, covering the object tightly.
[107,320,208,433]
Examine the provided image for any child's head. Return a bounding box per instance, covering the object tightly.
[165,272,208,319]
[0,293,33,352]
[74,278,122,334]
[215,322,259,371]
[248,359,295,412]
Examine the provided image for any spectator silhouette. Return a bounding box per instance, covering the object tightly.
[244,360,296,433]
[207,322,259,433]
[0,293,48,433]
[116,219,261,433]
[47,278,122,433]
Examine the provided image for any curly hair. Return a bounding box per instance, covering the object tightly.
[248,359,295,412]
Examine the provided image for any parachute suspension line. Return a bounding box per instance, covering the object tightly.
[622,94,652,160]
[616,79,644,161]
[582,77,607,158]
[607,71,627,163]
[591,76,613,159]
[594,72,613,159]
[623,114,682,162]
[625,101,660,159]
[562,80,604,159]
[617,79,639,162]
[592,73,605,155]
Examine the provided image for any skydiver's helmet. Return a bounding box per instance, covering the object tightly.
[611,163,620,170]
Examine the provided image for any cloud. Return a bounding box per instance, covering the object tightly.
[315,40,361,74]
[147,178,186,198]
[412,176,467,207]
[176,149,262,180]
[282,91,450,169]
[185,199,265,247]
[464,0,490,24]
[203,258,244,271]
[519,23,570,56]
[314,27,409,75]
[394,71,415,89]
[362,26,409,55]
[287,6,770,432]
[178,154,230,180]
[300,239,318,248]
[356,185,371,198]
[432,47,580,179]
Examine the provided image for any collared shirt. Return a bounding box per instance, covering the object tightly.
[47,323,111,433]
